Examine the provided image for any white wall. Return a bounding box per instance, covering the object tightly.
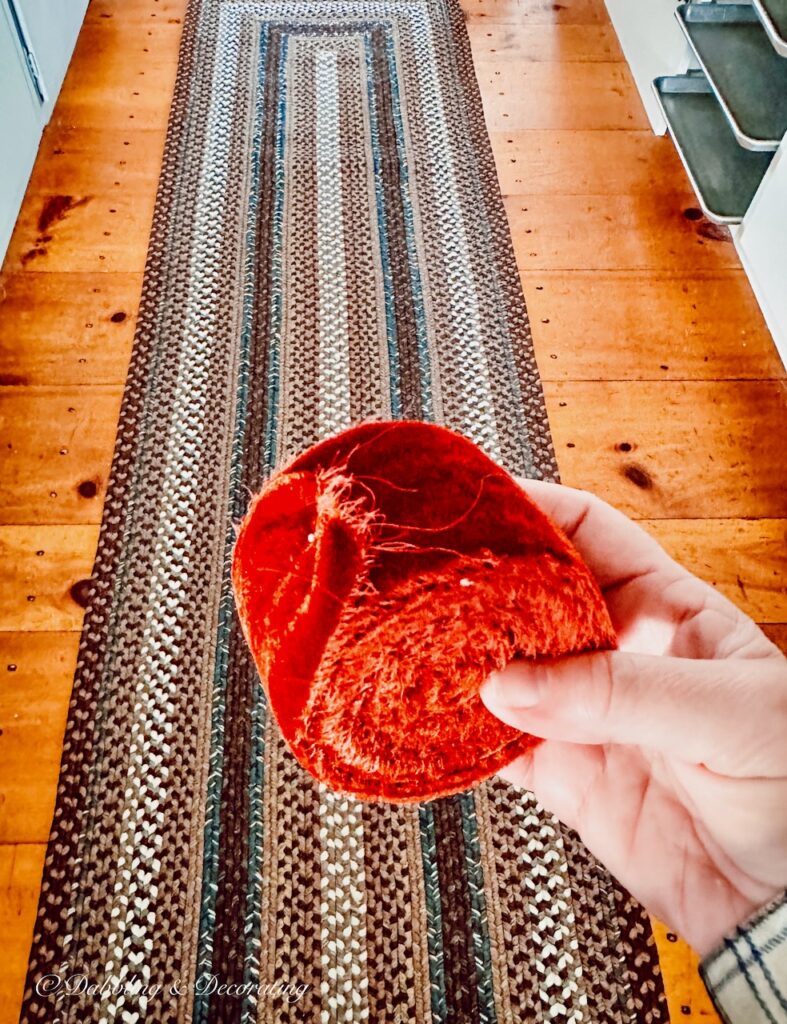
[733,140,787,368]
[605,0,692,133]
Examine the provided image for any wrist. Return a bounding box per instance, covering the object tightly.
[694,883,784,959]
[700,890,787,1024]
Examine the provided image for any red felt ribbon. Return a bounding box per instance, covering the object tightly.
[232,421,615,802]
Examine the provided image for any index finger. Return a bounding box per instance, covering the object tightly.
[515,478,683,592]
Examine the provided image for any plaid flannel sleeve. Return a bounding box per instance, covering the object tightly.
[700,890,787,1024]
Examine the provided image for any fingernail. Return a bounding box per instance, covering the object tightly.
[482,664,542,709]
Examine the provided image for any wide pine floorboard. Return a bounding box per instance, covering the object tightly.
[1,0,785,1019]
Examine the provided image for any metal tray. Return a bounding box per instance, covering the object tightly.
[676,2,787,150]
[652,73,774,223]
[752,0,787,57]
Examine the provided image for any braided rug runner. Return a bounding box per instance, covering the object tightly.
[22,0,668,1020]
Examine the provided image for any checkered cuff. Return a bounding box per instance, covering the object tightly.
[700,891,787,1024]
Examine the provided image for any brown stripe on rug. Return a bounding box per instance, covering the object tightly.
[431,797,482,1020]
[362,802,429,1021]
[367,24,425,418]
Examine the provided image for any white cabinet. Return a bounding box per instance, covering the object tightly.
[0,0,88,260]
[14,0,90,118]
[0,4,41,255]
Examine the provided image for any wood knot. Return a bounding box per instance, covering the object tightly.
[70,578,94,608]
[622,464,653,490]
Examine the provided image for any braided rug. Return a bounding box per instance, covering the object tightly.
[21,0,669,1020]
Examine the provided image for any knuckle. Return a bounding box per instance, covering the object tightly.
[572,651,618,726]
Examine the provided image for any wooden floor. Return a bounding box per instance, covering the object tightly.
[1,0,785,1019]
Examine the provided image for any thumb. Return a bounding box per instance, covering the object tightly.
[480,650,787,778]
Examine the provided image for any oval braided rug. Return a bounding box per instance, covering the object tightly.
[21,0,669,1020]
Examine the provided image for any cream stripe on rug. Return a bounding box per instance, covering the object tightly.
[315,42,370,1024]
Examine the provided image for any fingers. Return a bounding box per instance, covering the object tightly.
[515,478,681,592]
[482,650,787,778]
[503,741,635,848]
[500,739,771,956]
[516,480,777,661]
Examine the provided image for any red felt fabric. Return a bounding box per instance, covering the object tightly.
[232,421,615,803]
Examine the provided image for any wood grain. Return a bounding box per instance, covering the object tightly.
[27,126,167,196]
[0,386,122,524]
[0,634,79,844]
[0,526,98,631]
[505,194,740,271]
[475,60,649,131]
[761,624,787,655]
[0,845,47,1024]
[3,192,155,274]
[53,22,182,130]
[0,273,138,386]
[544,380,787,519]
[651,920,720,1022]
[89,0,186,17]
[467,21,621,61]
[490,130,686,196]
[523,271,785,381]
[463,0,608,25]
[0,0,183,1016]
[642,519,787,623]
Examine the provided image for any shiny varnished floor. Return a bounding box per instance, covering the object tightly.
[1,0,785,1020]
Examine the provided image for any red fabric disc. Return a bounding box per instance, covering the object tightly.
[232,421,615,802]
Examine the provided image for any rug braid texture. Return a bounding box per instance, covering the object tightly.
[21,0,669,1020]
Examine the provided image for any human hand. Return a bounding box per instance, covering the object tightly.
[480,480,787,956]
